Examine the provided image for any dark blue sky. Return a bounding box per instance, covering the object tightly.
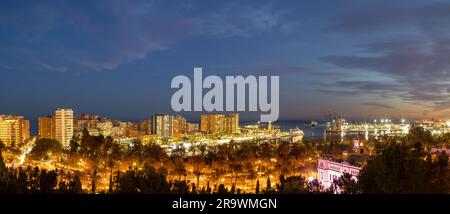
[1,0,450,122]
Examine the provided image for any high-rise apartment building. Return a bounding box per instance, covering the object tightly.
[0,115,29,147]
[172,115,187,138]
[186,123,199,134]
[201,114,225,134]
[201,113,239,134]
[22,119,30,140]
[55,109,74,148]
[38,115,55,139]
[151,114,172,138]
[225,113,239,133]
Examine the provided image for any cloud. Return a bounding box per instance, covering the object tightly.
[321,1,450,113]
[0,1,200,72]
[314,80,405,100]
[41,63,68,73]
[322,38,450,106]
[334,80,404,92]
[327,2,450,35]
[314,89,358,96]
[0,1,295,73]
[362,102,394,109]
[318,2,450,113]
[198,3,290,38]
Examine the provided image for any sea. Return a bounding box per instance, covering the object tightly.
[241,120,326,141]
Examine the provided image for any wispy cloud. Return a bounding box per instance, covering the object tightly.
[198,3,292,38]
[362,102,394,109]
[321,2,450,113]
[0,1,297,73]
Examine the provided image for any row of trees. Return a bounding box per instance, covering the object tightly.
[111,166,321,194]
[1,146,82,193]
[4,126,449,194]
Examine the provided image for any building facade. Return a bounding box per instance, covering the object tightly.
[0,115,29,147]
[201,114,225,134]
[225,113,239,133]
[38,115,55,139]
[186,122,199,134]
[55,109,74,148]
[172,115,187,138]
[317,158,361,191]
[151,114,172,138]
[201,113,239,134]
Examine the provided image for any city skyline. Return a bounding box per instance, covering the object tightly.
[1,0,449,205]
[2,0,450,122]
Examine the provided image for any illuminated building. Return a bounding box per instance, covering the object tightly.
[22,119,30,140]
[172,115,187,138]
[186,123,199,134]
[97,121,113,136]
[74,114,104,132]
[152,114,173,138]
[225,113,239,133]
[38,115,55,139]
[317,158,361,192]
[201,114,225,134]
[201,113,239,134]
[55,108,74,148]
[138,120,152,135]
[0,115,29,147]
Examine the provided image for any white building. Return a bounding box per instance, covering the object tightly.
[152,114,172,138]
[97,121,113,136]
[317,158,361,191]
[55,108,74,148]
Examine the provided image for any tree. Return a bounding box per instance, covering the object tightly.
[69,135,79,154]
[0,145,16,193]
[277,175,286,193]
[217,184,228,194]
[114,167,170,194]
[407,127,434,147]
[282,176,306,194]
[91,169,97,193]
[171,180,189,194]
[29,138,62,160]
[277,141,291,162]
[229,161,243,186]
[358,143,447,193]
[69,174,83,194]
[255,179,260,194]
[266,177,272,192]
[334,173,359,194]
[38,170,58,194]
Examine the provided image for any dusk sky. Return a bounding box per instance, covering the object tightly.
[1,0,450,122]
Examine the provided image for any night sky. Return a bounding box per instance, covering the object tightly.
[1,0,450,122]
